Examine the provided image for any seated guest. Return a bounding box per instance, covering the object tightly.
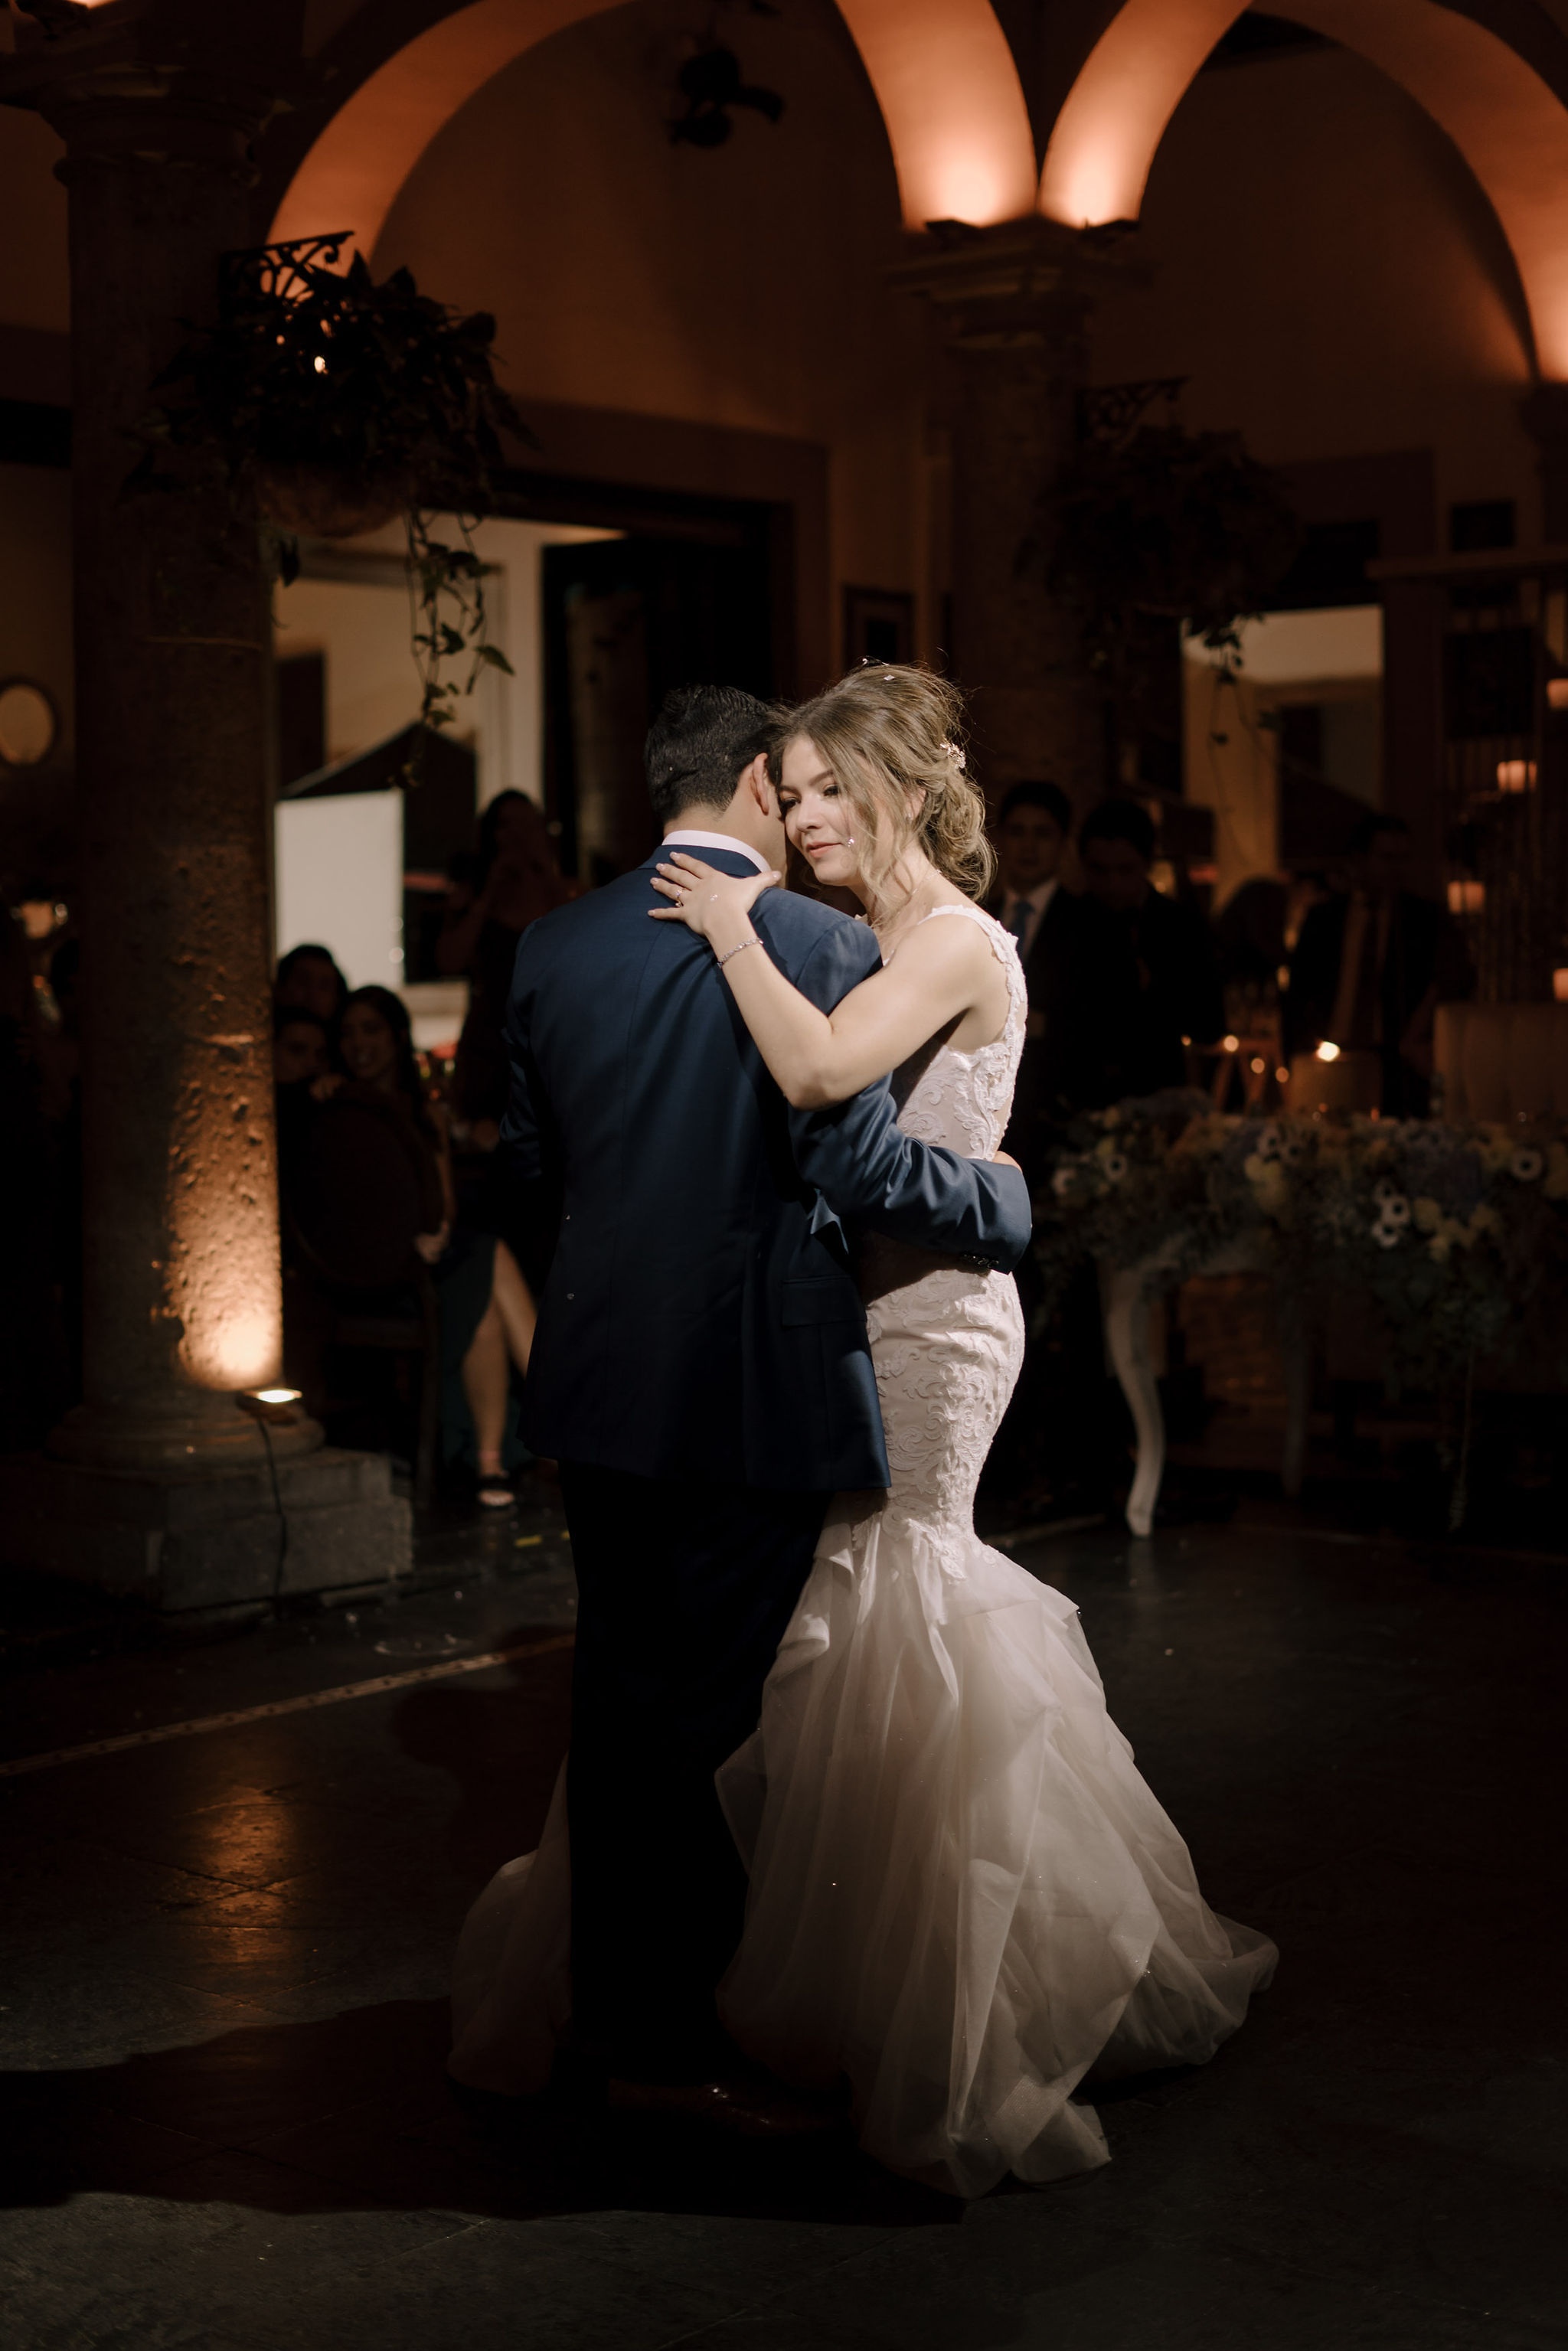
[275,942,349,1034]
[986,780,1084,1175]
[315,984,538,1507]
[1070,798,1224,1105]
[1285,812,1473,1118]
[273,1003,329,1086]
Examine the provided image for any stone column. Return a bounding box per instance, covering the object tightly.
[892,220,1137,814]
[0,8,408,1604]
[33,44,305,1469]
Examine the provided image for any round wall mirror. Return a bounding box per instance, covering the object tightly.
[0,680,57,767]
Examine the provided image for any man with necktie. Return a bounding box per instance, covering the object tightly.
[985,780,1085,1180]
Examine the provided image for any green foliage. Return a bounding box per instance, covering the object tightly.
[405,514,515,763]
[129,237,529,762]
[1040,425,1300,676]
[132,241,525,507]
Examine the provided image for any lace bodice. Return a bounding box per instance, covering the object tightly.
[860,903,1028,1533]
[883,903,1027,1159]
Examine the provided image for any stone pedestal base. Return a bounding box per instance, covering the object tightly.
[0,1448,410,1613]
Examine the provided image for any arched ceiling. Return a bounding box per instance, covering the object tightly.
[269,0,1038,254]
[270,0,1568,378]
[1037,0,1568,377]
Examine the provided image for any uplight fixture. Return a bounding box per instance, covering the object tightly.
[237,1386,304,1426]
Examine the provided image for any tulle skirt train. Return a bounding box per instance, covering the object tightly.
[714,1499,1277,2198]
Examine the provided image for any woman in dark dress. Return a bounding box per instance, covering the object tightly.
[439,792,571,1143]
[316,985,537,1507]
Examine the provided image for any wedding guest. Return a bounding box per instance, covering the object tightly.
[0,909,54,1447]
[1215,870,1333,994]
[985,780,1084,1175]
[41,935,83,1404]
[273,1003,330,1086]
[275,942,348,1033]
[1070,798,1224,1105]
[1285,811,1472,1117]
[312,984,538,1506]
[439,791,571,1141]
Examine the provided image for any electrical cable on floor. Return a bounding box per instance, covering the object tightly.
[254,1416,289,1614]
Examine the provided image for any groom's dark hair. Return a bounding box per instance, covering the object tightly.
[645,684,776,825]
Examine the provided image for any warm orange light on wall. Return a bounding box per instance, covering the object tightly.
[1496,759,1537,793]
[1040,0,1568,383]
[181,1298,283,1395]
[1039,0,1237,228]
[1448,880,1485,915]
[271,0,1037,264]
[840,0,1036,227]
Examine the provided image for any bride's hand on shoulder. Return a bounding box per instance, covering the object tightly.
[648,851,779,944]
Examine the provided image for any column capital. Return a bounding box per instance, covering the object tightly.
[889,216,1148,346]
[0,1,298,171]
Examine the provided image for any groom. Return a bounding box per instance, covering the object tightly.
[501,684,1031,2095]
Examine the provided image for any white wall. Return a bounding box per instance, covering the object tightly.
[273,789,404,986]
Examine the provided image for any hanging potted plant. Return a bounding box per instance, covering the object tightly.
[129,233,528,744]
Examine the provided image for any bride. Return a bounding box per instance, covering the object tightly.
[451,664,1275,2197]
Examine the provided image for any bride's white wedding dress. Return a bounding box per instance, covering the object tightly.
[449,903,1276,2194]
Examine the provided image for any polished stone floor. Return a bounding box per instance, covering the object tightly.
[2,1500,1564,2350]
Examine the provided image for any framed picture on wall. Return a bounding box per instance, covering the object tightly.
[843,586,915,672]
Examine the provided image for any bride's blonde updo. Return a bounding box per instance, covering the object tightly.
[769,663,996,906]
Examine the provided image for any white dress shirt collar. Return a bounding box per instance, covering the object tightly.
[661,828,771,876]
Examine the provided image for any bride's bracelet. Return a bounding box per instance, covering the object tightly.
[716,936,762,971]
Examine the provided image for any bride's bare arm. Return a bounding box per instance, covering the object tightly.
[649,853,996,1109]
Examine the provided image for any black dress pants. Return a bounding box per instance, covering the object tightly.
[557,1461,831,2080]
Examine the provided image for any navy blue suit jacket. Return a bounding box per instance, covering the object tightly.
[501,847,1033,1491]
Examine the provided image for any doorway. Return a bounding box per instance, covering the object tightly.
[541,519,777,883]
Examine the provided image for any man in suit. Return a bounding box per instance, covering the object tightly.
[1285,811,1473,1117]
[501,686,1031,2102]
[986,780,1085,1177]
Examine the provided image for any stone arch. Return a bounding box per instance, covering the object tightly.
[270,0,1038,256]
[1037,0,1568,377]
